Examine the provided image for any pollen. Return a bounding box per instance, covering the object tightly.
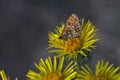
[45,72,62,80]
[65,38,82,53]
[94,74,108,80]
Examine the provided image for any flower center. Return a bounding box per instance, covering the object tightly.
[94,74,108,80]
[45,72,62,80]
[65,38,81,53]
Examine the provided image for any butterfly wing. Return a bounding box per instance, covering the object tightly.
[60,14,82,40]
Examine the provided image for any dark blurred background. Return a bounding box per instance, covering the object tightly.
[0,0,120,79]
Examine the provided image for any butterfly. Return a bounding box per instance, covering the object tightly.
[59,13,82,40]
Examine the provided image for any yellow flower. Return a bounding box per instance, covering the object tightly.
[26,56,77,80]
[0,70,18,80]
[0,70,8,80]
[76,60,120,80]
[48,18,99,59]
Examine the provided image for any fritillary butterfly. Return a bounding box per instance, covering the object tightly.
[59,13,82,40]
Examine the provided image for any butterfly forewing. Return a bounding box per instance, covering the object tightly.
[60,13,82,40]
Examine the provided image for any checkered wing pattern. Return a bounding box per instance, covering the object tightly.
[60,13,82,40]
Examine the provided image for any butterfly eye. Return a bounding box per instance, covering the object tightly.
[58,36,62,39]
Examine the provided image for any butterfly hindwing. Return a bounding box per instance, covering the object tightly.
[60,13,82,40]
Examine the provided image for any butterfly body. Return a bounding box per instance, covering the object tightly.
[59,13,82,40]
